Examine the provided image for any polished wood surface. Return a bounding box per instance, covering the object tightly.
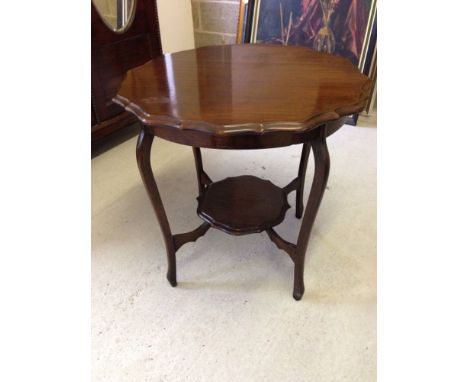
[197,175,290,235]
[114,44,371,140]
[127,46,371,300]
[136,125,331,300]
[92,0,162,145]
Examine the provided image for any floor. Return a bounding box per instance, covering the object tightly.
[92,115,376,381]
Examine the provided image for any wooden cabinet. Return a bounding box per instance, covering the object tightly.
[91,0,163,144]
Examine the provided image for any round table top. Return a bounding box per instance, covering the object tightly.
[114,44,371,148]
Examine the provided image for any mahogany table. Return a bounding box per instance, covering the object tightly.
[114,44,371,300]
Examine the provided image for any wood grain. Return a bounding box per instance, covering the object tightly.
[197,175,290,235]
[92,0,162,144]
[123,45,370,299]
[114,44,371,140]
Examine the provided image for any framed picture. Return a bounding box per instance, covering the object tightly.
[236,0,249,43]
[365,44,377,114]
[238,0,377,125]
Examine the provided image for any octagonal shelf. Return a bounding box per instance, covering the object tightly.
[197,175,290,235]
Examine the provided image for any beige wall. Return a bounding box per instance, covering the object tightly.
[93,0,195,53]
[156,0,195,53]
[191,0,240,47]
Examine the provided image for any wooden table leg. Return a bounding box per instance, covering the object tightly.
[136,129,212,288]
[136,127,178,286]
[293,128,330,300]
[137,125,329,300]
[193,147,213,196]
[296,142,311,219]
[265,127,331,300]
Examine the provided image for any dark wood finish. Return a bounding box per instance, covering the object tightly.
[114,45,372,149]
[283,177,300,195]
[136,128,177,286]
[192,147,212,196]
[293,127,330,300]
[91,102,97,126]
[173,222,211,252]
[119,45,371,300]
[91,122,140,158]
[91,112,137,143]
[197,176,290,235]
[296,142,311,219]
[148,119,345,150]
[266,228,297,263]
[91,0,162,145]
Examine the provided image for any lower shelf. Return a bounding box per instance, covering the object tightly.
[197,175,290,235]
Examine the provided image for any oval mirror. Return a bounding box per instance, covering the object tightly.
[92,0,136,33]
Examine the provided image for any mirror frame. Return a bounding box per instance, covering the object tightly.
[92,0,137,34]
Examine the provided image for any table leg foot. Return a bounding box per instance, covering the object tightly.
[167,267,177,287]
[293,260,305,300]
[293,289,304,301]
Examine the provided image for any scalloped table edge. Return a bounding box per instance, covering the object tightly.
[113,78,372,136]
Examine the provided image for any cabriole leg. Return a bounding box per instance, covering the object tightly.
[293,129,330,300]
[136,127,177,286]
[296,142,311,218]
